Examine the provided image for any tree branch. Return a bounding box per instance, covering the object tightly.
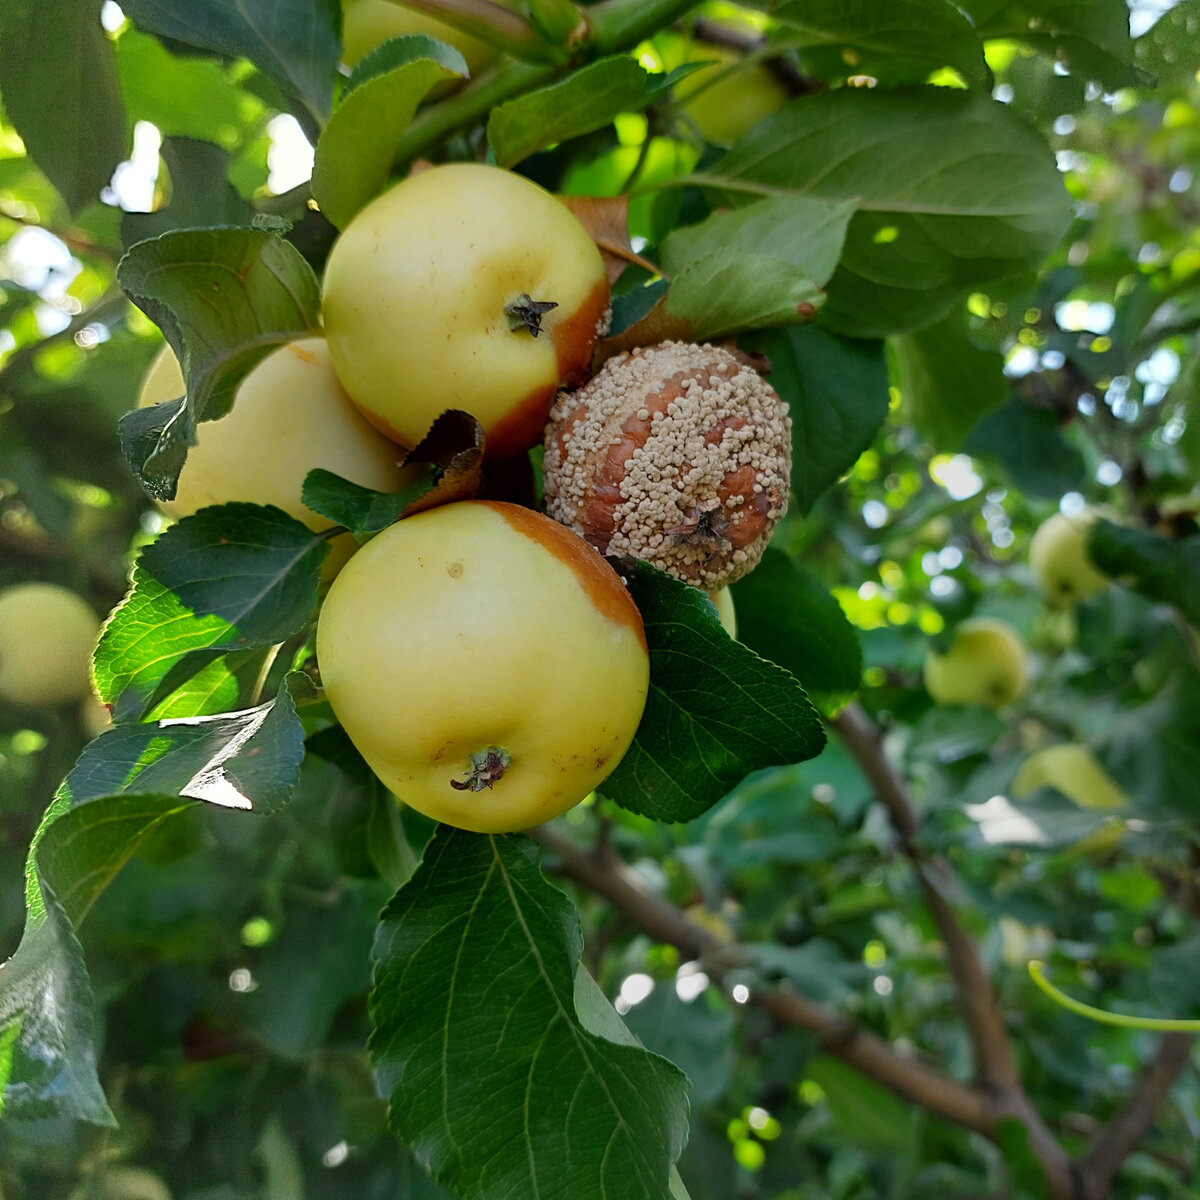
[532,825,993,1133]
[1078,1033,1194,1200]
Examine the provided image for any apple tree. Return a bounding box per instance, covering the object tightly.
[0,2,1198,1199]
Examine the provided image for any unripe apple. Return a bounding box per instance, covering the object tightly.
[1012,743,1127,810]
[68,1166,172,1200]
[0,583,101,706]
[923,616,1029,709]
[138,338,415,572]
[1029,508,1109,605]
[321,163,611,461]
[341,0,499,80]
[315,501,648,832]
[543,341,791,590]
[663,36,789,146]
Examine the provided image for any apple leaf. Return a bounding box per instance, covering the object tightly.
[313,36,469,229]
[661,195,853,290]
[960,0,1140,90]
[731,549,862,701]
[94,504,326,719]
[0,677,306,1126]
[752,325,889,515]
[370,826,690,1200]
[0,0,127,213]
[602,561,825,823]
[704,87,1071,336]
[964,398,1087,499]
[120,0,341,122]
[116,228,322,501]
[488,56,656,169]
[774,0,991,89]
[1088,521,1200,627]
[891,307,1008,450]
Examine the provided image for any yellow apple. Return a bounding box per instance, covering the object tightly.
[709,587,737,638]
[0,583,101,706]
[316,501,649,832]
[1029,508,1110,606]
[672,43,789,146]
[320,163,610,461]
[68,1167,172,1200]
[342,0,499,84]
[923,616,1029,708]
[1012,743,1127,810]
[138,338,415,571]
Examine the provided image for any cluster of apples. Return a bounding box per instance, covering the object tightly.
[923,505,1126,813]
[134,160,792,834]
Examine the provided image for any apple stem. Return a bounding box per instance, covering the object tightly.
[450,747,511,791]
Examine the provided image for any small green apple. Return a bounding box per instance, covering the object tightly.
[0,582,101,706]
[1029,508,1109,606]
[923,616,1029,708]
[709,587,737,638]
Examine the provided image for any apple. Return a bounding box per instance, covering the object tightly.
[68,1167,172,1200]
[342,0,500,86]
[320,163,610,461]
[1029,508,1109,606]
[670,41,790,147]
[1012,743,1127,810]
[0,582,101,706]
[923,616,1029,709]
[315,501,649,833]
[710,587,737,638]
[543,341,791,591]
[138,338,416,571]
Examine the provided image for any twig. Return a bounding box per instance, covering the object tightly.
[532,825,992,1133]
[830,702,1072,1193]
[1077,1033,1194,1200]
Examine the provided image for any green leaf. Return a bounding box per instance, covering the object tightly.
[95,504,325,718]
[121,137,255,246]
[1135,0,1200,85]
[115,26,250,141]
[804,1056,919,1155]
[301,469,430,540]
[0,677,305,1126]
[731,549,862,699]
[0,0,127,212]
[601,561,826,823]
[1088,521,1200,628]
[891,308,1007,450]
[488,56,651,169]
[962,0,1139,90]
[753,325,889,515]
[964,397,1086,498]
[116,228,322,499]
[661,195,854,289]
[706,87,1071,336]
[664,253,824,340]
[312,36,469,229]
[121,0,341,122]
[774,0,991,89]
[370,827,690,1200]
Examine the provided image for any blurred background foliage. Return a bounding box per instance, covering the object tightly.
[1,1,1199,1198]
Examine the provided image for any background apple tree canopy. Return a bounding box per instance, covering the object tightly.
[1,2,1200,1200]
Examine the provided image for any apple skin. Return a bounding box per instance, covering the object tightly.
[709,587,737,638]
[1012,743,1127,810]
[315,501,649,833]
[342,0,498,82]
[138,338,416,574]
[923,616,1029,709]
[1029,509,1109,606]
[0,583,101,706]
[320,163,610,461]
